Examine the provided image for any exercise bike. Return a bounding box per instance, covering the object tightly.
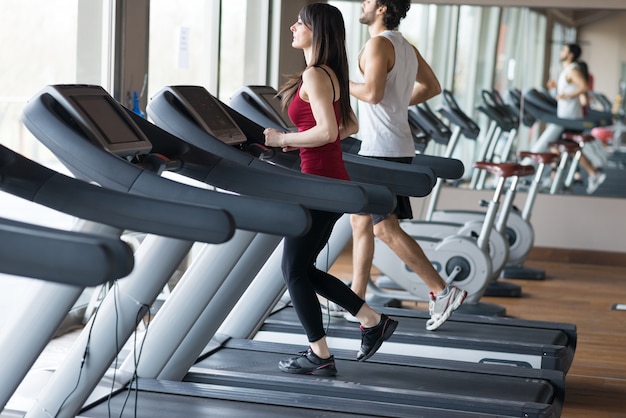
[372,160,535,315]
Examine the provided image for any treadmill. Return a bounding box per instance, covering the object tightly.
[14,86,564,417]
[16,84,413,418]
[131,85,565,416]
[256,305,575,372]
[225,84,576,371]
[16,84,566,417]
[524,88,613,130]
[82,338,565,417]
[0,212,132,288]
[522,87,613,163]
[0,142,235,413]
[229,84,465,183]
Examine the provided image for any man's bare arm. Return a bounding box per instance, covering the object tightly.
[350,37,393,104]
[409,47,441,106]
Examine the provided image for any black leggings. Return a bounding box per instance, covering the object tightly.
[282,209,364,342]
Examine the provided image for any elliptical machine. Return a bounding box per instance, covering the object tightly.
[372,160,535,315]
[428,90,545,281]
[397,100,510,286]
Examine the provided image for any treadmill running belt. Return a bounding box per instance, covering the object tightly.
[258,306,575,372]
[184,339,563,418]
[81,380,406,417]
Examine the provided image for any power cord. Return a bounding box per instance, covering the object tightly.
[321,243,332,334]
[54,284,105,417]
[106,282,121,418]
[103,282,150,418]
[117,304,150,418]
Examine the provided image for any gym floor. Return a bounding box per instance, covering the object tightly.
[8,244,626,417]
[564,165,626,198]
[328,248,626,418]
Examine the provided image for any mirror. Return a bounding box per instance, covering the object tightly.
[404,3,626,199]
[513,7,626,199]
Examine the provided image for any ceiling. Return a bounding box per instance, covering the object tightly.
[410,1,624,29]
[543,8,616,28]
[416,0,626,9]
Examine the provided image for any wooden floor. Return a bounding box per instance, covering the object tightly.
[13,250,626,417]
[328,251,626,418]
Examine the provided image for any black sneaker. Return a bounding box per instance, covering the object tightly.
[278,348,337,376]
[357,314,398,362]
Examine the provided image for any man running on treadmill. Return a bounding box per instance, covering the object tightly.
[547,43,606,194]
[347,0,466,330]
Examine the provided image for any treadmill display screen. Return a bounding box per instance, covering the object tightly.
[175,87,246,145]
[187,90,234,132]
[260,92,295,129]
[68,94,152,156]
[72,96,140,144]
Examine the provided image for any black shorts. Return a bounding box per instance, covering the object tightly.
[362,156,414,225]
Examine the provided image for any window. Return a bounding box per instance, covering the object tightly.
[0,0,114,228]
[0,0,115,352]
[148,0,220,101]
[147,0,270,103]
[400,4,454,108]
[549,22,577,85]
[494,8,547,150]
[0,0,113,168]
[219,0,270,100]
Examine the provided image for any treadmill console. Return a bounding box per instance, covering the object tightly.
[407,109,429,153]
[38,84,153,157]
[409,104,451,147]
[156,85,247,145]
[230,85,297,132]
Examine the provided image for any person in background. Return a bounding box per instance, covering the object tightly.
[546,43,606,194]
[344,0,467,331]
[263,2,398,376]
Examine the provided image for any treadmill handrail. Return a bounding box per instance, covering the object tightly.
[476,90,518,131]
[21,86,311,237]
[506,88,536,127]
[438,89,481,139]
[523,88,613,130]
[132,103,395,214]
[227,84,464,189]
[147,85,405,212]
[222,100,438,197]
[0,144,235,244]
[0,216,133,286]
[409,103,452,145]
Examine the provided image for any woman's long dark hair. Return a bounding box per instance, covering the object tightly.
[277,3,352,126]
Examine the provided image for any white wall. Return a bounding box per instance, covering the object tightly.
[411,187,626,253]
[579,11,626,98]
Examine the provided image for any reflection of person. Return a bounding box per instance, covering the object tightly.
[546,44,587,119]
[263,2,397,376]
[346,0,466,331]
[545,43,605,194]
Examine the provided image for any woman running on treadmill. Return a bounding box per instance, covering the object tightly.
[263,3,398,376]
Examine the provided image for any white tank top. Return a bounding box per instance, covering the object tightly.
[356,30,417,157]
[557,62,583,119]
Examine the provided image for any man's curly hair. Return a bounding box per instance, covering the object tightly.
[377,0,411,29]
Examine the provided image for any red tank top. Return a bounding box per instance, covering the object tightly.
[288,84,349,181]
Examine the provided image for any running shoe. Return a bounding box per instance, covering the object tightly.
[586,171,606,194]
[320,301,347,317]
[426,286,467,331]
[356,314,398,361]
[278,348,337,376]
[343,312,360,323]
